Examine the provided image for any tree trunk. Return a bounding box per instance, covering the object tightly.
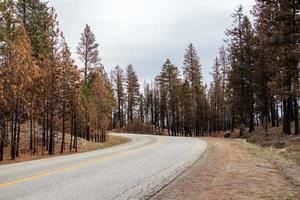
[42,101,46,155]
[16,114,20,157]
[70,105,74,152]
[74,108,78,152]
[283,98,292,135]
[30,105,33,151]
[287,97,292,135]
[294,98,299,135]
[0,115,5,161]
[60,104,66,153]
[270,99,276,127]
[231,108,235,132]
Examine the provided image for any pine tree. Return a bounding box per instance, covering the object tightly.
[159,59,181,136]
[252,0,299,135]
[89,68,115,142]
[181,80,193,136]
[16,0,61,154]
[58,37,81,153]
[126,65,140,123]
[16,0,52,60]
[226,6,256,135]
[0,0,39,159]
[210,57,223,132]
[252,0,278,131]
[112,66,125,128]
[77,24,100,84]
[219,46,231,130]
[183,43,205,136]
[271,0,299,135]
[77,24,101,141]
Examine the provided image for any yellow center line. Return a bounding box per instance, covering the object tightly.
[0,138,165,189]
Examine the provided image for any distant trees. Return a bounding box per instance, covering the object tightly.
[112,66,126,128]
[126,65,140,123]
[116,44,207,137]
[209,58,223,133]
[118,1,299,138]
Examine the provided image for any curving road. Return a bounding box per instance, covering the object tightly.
[0,134,207,200]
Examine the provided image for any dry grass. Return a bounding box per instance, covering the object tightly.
[241,125,300,166]
[0,127,130,165]
[238,140,300,188]
[237,140,286,162]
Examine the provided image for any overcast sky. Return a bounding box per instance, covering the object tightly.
[48,0,255,84]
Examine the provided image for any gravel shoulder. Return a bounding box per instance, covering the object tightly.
[152,137,300,200]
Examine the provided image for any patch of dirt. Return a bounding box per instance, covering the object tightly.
[152,138,300,200]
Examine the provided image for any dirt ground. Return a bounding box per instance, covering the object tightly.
[243,126,300,166]
[152,138,300,200]
[212,125,300,166]
[0,133,130,165]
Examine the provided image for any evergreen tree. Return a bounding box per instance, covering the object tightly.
[159,59,181,136]
[77,24,101,141]
[126,65,140,123]
[210,57,223,132]
[226,6,256,135]
[0,0,39,159]
[183,43,205,136]
[112,66,125,128]
[77,24,100,84]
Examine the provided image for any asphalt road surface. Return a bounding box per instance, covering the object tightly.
[0,134,207,200]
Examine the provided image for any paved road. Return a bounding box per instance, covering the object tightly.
[0,134,207,200]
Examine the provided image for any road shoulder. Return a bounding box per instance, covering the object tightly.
[152,137,300,200]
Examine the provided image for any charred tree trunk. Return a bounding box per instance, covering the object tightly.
[16,111,20,158]
[270,99,276,127]
[231,107,235,132]
[0,113,5,161]
[60,104,66,153]
[294,98,299,135]
[283,97,292,135]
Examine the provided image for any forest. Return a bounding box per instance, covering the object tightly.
[113,1,300,139]
[0,0,115,161]
[0,0,299,162]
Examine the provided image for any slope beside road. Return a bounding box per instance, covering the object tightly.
[0,133,207,200]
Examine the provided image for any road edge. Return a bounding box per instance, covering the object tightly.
[149,138,209,200]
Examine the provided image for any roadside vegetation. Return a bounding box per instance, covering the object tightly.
[0,125,129,165]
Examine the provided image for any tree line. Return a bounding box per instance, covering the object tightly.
[111,0,299,138]
[0,0,114,161]
[111,44,208,137]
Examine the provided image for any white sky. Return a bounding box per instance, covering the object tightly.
[48,0,255,84]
